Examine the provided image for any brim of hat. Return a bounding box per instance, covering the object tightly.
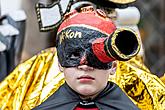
[108,0,136,4]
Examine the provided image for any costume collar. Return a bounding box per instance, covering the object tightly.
[33,82,139,110]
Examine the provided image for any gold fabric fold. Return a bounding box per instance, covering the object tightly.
[110,56,165,110]
[0,48,65,110]
[0,47,165,110]
[160,74,165,84]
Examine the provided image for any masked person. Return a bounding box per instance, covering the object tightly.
[32,7,141,110]
[32,6,140,110]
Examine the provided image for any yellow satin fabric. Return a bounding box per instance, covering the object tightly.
[160,74,165,84]
[0,48,65,110]
[111,56,165,110]
[0,47,165,110]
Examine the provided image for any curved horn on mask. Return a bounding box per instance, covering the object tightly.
[92,28,141,63]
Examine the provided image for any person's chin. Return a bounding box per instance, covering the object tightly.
[76,85,97,96]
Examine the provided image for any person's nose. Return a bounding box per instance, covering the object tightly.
[78,55,94,71]
[80,55,88,65]
[78,65,94,71]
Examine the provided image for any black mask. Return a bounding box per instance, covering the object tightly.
[56,7,140,70]
[56,26,112,69]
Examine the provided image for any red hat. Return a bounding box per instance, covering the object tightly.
[57,6,116,36]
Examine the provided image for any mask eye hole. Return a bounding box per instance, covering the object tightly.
[70,51,81,59]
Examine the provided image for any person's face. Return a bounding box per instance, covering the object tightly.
[63,64,113,99]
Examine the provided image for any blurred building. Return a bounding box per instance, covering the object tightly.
[136,0,165,77]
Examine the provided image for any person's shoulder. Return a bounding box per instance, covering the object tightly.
[104,81,140,110]
[33,83,66,110]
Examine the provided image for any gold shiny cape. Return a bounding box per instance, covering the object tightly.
[0,47,165,110]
